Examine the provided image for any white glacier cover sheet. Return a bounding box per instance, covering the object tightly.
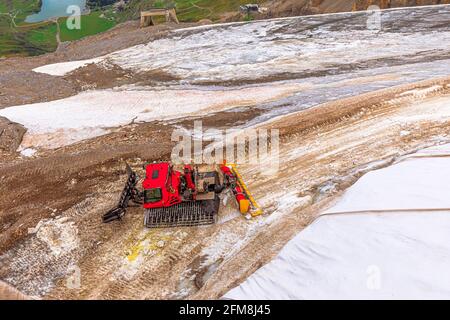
[225,144,450,299]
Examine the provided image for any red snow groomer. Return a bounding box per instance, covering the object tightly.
[103,162,262,228]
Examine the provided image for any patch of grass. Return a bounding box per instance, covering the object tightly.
[0,2,9,13]
[0,0,58,57]
[58,10,116,42]
[26,22,57,46]
[9,0,42,22]
[24,23,58,55]
[0,26,57,57]
[153,1,166,9]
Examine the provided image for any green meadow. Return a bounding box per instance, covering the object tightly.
[0,0,57,57]
[58,10,116,42]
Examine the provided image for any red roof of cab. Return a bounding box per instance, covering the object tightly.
[143,162,170,189]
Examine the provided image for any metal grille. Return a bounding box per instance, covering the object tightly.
[144,199,219,228]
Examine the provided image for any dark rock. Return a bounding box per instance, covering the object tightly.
[0,117,26,152]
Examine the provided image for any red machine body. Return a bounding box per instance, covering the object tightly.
[142,163,199,210]
[142,162,182,209]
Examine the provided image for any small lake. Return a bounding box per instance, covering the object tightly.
[25,0,87,23]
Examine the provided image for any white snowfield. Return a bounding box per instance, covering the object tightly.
[225,144,450,300]
[33,6,450,82]
[0,5,447,152]
[33,58,103,77]
[0,83,302,149]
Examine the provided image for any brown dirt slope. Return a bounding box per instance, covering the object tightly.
[264,0,450,17]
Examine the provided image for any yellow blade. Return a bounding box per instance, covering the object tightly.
[226,163,263,217]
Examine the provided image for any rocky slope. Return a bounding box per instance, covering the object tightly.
[264,0,450,17]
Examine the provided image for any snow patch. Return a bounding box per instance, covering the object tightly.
[32,7,450,82]
[19,148,37,157]
[400,85,443,99]
[265,192,312,224]
[0,83,302,150]
[34,217,79,257]
[400,130,411,137]
[33,58,103,76]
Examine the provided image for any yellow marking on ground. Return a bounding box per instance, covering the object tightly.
[126,231,172,262]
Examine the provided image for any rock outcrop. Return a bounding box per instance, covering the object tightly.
[0,116,26,152]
